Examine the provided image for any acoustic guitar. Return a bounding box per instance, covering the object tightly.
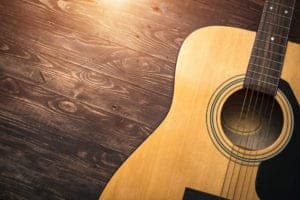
[100,0,300,199]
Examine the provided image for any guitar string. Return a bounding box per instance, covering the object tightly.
[244,0,296,199]
[242,92,274,199]
[220,87,251,198]
[223,1,271,198]
[239,22,281,196]
[240,0,291,198]
[220,35,261,196]
[222,0,291,196]
[232,91,264,200]
[238,93,273,200]
[222,0,294,198]
[240,0,295,199]
[233,1,277,198]
[221,3,268,197]
[223,88,254,199]
[232,91,262,200]
[242,92,268,200]
[244,95,275,200]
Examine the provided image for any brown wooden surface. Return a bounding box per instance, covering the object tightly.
[0,0,299,199]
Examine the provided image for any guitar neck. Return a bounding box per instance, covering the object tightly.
[244,0,296,95]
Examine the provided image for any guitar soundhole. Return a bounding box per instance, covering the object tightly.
[221,88,283,150]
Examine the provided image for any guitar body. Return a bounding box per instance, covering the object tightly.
[100,26,300,200]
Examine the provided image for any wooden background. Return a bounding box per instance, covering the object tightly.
[0,0,299,199]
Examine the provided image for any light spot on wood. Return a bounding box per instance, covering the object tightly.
[58,101,77,113]
[0,43,9,51]
[57,0,68,10]
[29,70,46,84]
[38,0,56,10]
[73,84,85,98]
[77,151,88,158]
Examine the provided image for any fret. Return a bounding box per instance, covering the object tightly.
[246,80,279,94]
[263,12,291,28]
[247,69,280,81]
[255,38,286,48]
[264,21,289,29]
[245,77,278,95]
[260,23,290,38]
[269,0,295,9]
[254,44,284,56]
[265,13,293,24]
[266,0,295,12]
[263,10,291,20]
[251,55,283,65]
[257,30,288,39]
[250,54,282,69]
[273,0,297,6]
[254,42,286,56]
[247,66,281,85]
[264,6,292,20]
[253,46,285,56]
[249,63,281,73]
[252,52,284,65]
[249,59,282,73]
[244,0,296,95]
[245,77,277,87]
[256,32,287,50]
[252,44,285,60]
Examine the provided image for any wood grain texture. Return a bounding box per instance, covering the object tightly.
[0,0,300,199]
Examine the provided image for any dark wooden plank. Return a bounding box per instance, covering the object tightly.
[0,34,171,127]
[0,123,109,200]
[0,0,183,63]
[0,75,152,154]
[0,74,155,199]
[0,12,175,97]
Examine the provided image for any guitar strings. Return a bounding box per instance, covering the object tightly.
[222,1,271,197]
[231,90,258,199]
[244,95,275,200]
[240,0,296,199]
[220,58,259,197]
[241,93,267,200]
[234,0,275,197]
[232,92,266,200]
[226,0,287,196]
[243,0,296,199]
[244,0,295,199]
[221,0,295,198]
[239,93,273,200]
[220,88,251,198]
[222,89,254,198]
[221,22,262,198]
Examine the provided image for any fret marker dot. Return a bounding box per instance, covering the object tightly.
[284,10,289,15]
[269,6,274,10]
[271,36,275,41]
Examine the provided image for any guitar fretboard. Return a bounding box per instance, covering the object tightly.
[244,0,296,95]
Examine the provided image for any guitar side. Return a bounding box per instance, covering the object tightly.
[99,26,300,200]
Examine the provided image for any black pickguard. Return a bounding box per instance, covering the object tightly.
[256,80,300,200]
